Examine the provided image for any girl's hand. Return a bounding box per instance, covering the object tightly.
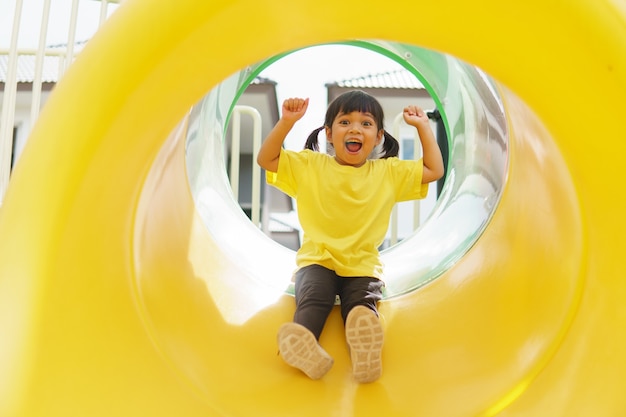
[281,97,309,123]
[403,105,429,127]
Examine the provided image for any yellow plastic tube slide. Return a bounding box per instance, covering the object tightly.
[0,0,625,416]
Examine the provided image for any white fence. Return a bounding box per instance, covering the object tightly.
[0,0,121,204]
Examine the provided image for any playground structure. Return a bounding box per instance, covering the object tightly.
[1,0,625,416]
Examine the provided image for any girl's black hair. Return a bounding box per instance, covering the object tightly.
[304,90,399,159]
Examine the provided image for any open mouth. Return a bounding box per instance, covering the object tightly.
[345,140,363,153]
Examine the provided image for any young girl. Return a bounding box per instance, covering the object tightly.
[257,90,444,383]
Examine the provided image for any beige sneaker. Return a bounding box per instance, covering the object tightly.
[277,323,334,380]
[345,306,384,383]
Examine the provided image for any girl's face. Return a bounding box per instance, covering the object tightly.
[325,110,383,167]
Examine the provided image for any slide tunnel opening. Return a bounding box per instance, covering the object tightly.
[133,37,583,413]
[185,40,509,298]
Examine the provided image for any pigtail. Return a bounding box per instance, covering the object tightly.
[380,130,400,159]
[304,127,324,152]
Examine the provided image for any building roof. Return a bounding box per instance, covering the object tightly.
[249,75,276,86]
[0,53,277,86]
[0,41,89,84]
[0,54,64,83]
[328,68,425,90]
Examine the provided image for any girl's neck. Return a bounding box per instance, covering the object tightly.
[333,155,366,168]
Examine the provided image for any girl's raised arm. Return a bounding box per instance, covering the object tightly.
[403,105,444,183]
[257,97,309,173]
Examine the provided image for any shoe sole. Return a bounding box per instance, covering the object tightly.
[345,306,384,383]
[277,323,334,380]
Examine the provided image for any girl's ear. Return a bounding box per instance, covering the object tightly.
[376,129,384,145]
[325,126,332,141]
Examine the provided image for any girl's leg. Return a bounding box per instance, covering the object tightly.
[276,264,337,380]
[339,277,384,322]
[293,264,339,340]
[339,277,385,384]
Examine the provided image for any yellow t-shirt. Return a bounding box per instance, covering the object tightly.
[266,149,428,279]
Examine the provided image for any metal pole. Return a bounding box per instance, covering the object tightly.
[0,0,24,203]
[63,0,80,74]
[427,109,448,196]
[30,0,52,123]
[230,105,263,227]
[99,0,109,27]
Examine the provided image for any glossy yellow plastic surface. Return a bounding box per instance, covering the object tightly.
[0,0,625,416]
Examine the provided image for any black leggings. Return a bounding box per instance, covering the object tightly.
[293,264,384,340]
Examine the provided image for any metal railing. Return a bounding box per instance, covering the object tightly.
[0,0,121,204]
[229,105,262,227]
